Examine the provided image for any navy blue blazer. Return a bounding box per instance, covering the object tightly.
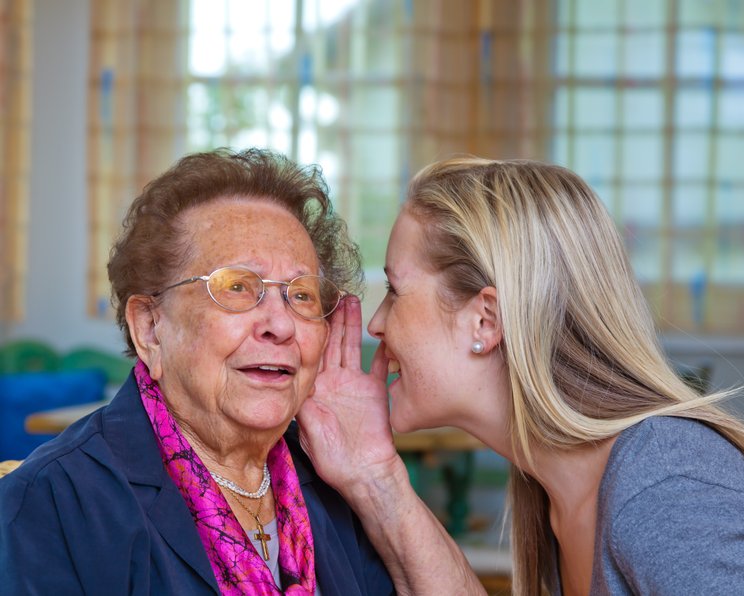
[0,374,394,595]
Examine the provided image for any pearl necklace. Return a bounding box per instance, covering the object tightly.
[210,464,271,499]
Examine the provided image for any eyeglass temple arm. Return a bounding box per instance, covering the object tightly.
[152,275,209,297]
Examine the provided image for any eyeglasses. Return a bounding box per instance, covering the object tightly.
[152,265,345,320]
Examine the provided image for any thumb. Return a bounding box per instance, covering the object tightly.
[296,396,318,426]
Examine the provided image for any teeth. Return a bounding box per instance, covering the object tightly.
[258,365,281,371]
[388,360,401,374]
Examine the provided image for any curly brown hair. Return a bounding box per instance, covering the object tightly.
[108,147,364,357]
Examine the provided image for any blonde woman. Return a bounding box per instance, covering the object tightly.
[298,158,744,595]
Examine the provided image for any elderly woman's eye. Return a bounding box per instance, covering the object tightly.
[291,290,313,303]
[228,281,248,292]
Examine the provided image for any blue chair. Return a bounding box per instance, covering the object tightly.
[0,369,107,459]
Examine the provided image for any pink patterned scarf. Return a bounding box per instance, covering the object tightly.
[134,360,316,594]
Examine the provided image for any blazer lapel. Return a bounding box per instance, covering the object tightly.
[145,478,220,591]
[288,427,364,596]
[101,375,220,592]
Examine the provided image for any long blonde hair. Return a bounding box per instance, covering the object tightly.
[405,156,744,595]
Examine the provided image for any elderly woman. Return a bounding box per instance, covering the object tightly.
[0,149,394,595]
[299,157,744,595]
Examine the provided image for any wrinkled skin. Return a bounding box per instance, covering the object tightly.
[297,297,400,496]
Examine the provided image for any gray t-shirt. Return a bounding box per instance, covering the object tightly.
[589,416,744,594]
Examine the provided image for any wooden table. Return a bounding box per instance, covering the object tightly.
[25,401,105,434]
[27,403,485,453]
[461,545,512,595]
[395,430,509,588]
[393,426,485,452]
[22,403,509,592]
[26,403,485,533]
[393,427,486,537]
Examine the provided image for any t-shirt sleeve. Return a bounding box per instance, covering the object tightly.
[609,475,744,594]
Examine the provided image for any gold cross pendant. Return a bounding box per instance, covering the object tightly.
[254,519,271,561]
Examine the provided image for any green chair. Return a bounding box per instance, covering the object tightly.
[60,347,133,386]
[0,340,60,374]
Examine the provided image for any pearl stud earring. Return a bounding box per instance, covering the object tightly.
[471,340,484,354]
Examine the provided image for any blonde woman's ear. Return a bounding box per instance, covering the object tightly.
[125,295,164,380]
[472,286,502,353]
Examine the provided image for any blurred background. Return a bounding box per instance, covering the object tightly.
[1,0,743,589]
[3,0,744,371]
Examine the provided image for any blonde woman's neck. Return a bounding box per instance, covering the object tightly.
[532,437,618,596]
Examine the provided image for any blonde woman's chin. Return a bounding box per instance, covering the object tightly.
[389,408,441,435]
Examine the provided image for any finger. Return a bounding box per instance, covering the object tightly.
[323,296,346,368]
[369,340,390,382]
[341,295,363,370]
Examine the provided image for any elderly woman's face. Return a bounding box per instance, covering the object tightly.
[148,198,328,437]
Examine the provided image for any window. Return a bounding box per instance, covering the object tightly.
[0,0,32,322]
[185,0,406,322]
[553,0,744,334]
[88,0,743,335]
[183,0,549,326]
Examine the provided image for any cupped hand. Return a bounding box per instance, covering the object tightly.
[297,296,402,498]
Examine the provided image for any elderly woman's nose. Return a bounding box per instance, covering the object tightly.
[254,286,296,338]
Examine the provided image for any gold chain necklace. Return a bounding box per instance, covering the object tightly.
[224,487,272,561]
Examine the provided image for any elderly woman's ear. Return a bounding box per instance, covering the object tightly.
[125,295,164,380]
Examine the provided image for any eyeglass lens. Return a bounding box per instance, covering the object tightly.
[206,267,340,319]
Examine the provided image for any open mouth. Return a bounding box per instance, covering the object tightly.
[388,359,401,376]
[241,364,295,381]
